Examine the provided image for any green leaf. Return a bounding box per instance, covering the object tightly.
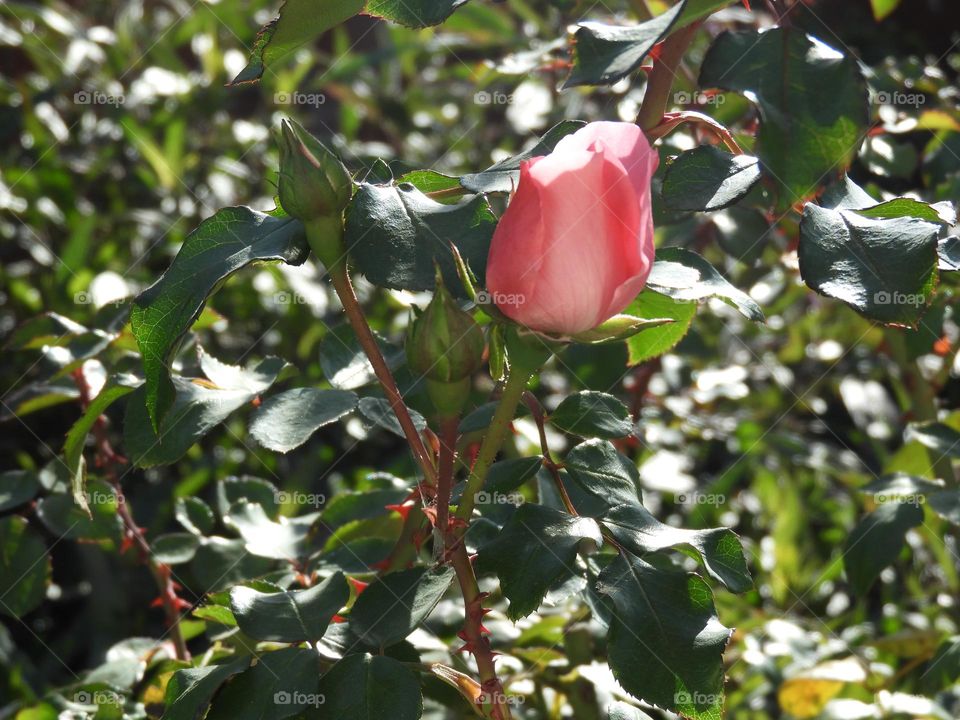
[459,120,586,194]
[162,656,251,720]
[250,388,358,452]
[36,479,123,543]
[869,0,900,21]
[601,504,752,592]
[152,533,200,565]
[124,355,286,467]
[598,554,731,720]
[662,147,761,212]
[564,439,642,514]
[358,396,428,438]
[350,565,455,647]
[367,0,469,27]
[844,501,923,596]
[176,496,215,535]
[224,502,317,561]
[549,391,634,439]
[860,473,960,526]
[0,470,40,513]
[190,537,277,593]
[648,247,763,321]
[345,183,496,292]
[230,0,365,84]
[319,324,405,390]
[63,383,134,515]
[0,516,49,618]
[479,503,601,620]
[321,488,408,529]
[130,207,307,428]
[905,421,960,459]
[314,654,422,719]
[230,572,348,642]
[700,29,868,210]
[625,290,697,365]
[217,476,281,518]
[487,456,543,494]
[207,648,321,720]
[798,201,939,326]
[564,1,731,87]
[564,3,686,88]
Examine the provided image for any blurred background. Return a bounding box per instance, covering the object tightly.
[2,0,960,717]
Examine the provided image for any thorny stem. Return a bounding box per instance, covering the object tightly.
[450,544,512,720]
[435,416,460,556]
[70,368,190,661]
[326,259,438,487]
[636,21,703,132]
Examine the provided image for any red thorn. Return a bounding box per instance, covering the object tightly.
[742,0,751,9]
[332,614,347,624]
[385,500,416,521]
[150,597,164,608]
[348,577,369,594]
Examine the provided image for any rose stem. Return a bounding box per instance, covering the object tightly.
[436,415,459,555]
[325,258,438,487]
[70,368,190,661]
[635,21,702,132]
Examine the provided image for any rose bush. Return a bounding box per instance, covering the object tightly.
[486,122,658,335]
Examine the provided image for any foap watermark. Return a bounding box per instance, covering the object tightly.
[75,690,124,706]
[872,90,926,108]
[476,290,525,308]
[674,90,725,106]
[477,691,526,707]
[474,90,513,105]
[274,291,310,306]
[274,91,326,107]
[474,490,524,506]
[275,490,327,508]
[873,290,925,307]
[676,491,725,507]
[676,691,721,707]
[273,691,325,708]
[874,492,925,507]
[74,89,125,107]
[87,489,122,506]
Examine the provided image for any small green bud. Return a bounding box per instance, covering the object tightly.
[407,277,485,415]
[277,119,352,224]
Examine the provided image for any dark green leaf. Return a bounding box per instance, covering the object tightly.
[224,502,317,561]
[700,29,868,210]
[176,496,215,535]
[798,201,939,326]
[648,247,763,321]
[624,290,697,365]
[601,504,752,592]
[321,488,409,529]
[550,391,633,439]
[367,0,469,27]
[564,3,686,88]
[487,457,543,494]
[358,396,428,438]
[319,324,405,391]
[0,470,40,513]
[190,537,277,593]
[905,421,960,459]
[130,207,307,428]
[0,516,49,618]
[124,355,285,467]
[345,183,495,292]
[152,533,200,565]
[314,654,422,720]
[230,572,348,642]
[250,388,358,452]
[860,473,960,526]
[844,501,923,595]
[459,120,585,193]
[36,479,123,543]
[479,503,601,620]
[564,439,642,514]
[207,648,321,720]
[598,554,731,720]
[350,565,455,647]
[217,476,280,519]
[162,656,251,720]
[230,0,365,84]
[662,147,761,212]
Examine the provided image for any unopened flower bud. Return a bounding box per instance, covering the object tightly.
[277,118,352,223]
[407,277,485,416]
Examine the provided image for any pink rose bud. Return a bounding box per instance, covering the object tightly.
[486,121,658,335]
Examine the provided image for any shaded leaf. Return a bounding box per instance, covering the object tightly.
[314,654,422,719]
[662,147,761,212]
[844,501,923,595]
[0,516,49,618]
[250,388,358,452]
[230,572,348,642]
